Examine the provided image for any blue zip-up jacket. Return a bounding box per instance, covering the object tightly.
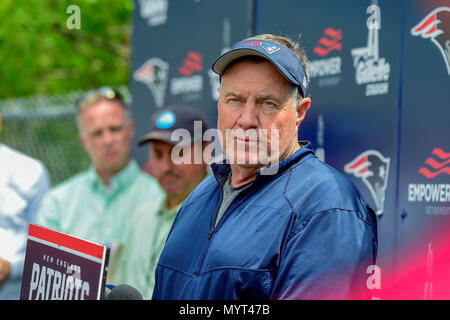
[152,142,378,300]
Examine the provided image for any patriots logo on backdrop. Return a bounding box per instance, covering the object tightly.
[411,7,450,75]
[133,57,169,108]
[344,150,391,217]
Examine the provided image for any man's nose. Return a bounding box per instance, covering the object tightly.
[102,130,114,145]
[237,103,259,129]
[161,151,176,171]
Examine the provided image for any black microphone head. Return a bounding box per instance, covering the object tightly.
[104,284,143,300]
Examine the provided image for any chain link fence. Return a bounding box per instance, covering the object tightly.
[0,86,131,186]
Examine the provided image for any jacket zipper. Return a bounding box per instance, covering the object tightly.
[196,186,224,275]
[207,179,258,239]
[198,180,256,275]
[208,227,215,239]
[208,186,224,239]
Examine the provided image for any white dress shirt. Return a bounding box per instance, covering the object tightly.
[0,143,50,299]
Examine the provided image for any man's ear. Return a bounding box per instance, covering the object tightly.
[296,97,311,127]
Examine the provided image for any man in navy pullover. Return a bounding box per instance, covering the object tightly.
[152,34,378,300]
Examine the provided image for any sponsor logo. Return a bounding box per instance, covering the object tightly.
[408,148,450,208]
[351,4,390,96]
[133,57,169,108]
[138,0,168,27]
[344,150,390,216]
[313,28,342,57]
[411,7,450,75]
[156,110,176,129]
[178,51,203,76]
[308,28,343,87]
[170,51,204,97]
[419,147,450,179]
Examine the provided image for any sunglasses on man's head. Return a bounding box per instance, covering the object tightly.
[76,86,124,110]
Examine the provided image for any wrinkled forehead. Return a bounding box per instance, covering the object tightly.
[220,59,296,97]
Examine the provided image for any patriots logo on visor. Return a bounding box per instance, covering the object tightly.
[244,41,281,54]
[344,150,390,217]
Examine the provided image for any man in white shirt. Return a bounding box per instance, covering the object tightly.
[0,112,51,299]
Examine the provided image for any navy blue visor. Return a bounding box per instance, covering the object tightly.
[212,39,309,97]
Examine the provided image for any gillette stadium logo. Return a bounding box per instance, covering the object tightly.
[408,147,450,204]
[351,4,391,96]
[344,150,390,216]
[170,51,204,96]
[308,27,343,87]
[411,7,450,75]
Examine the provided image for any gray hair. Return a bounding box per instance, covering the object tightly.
[290,86,303,110]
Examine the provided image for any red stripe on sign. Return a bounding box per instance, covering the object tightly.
[28,224,105,260]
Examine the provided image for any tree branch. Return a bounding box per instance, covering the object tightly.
[52,23,130,60]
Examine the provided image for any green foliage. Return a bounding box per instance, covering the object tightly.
[0,0,133,99]
[0,1,134,185]
[1,116,91,185]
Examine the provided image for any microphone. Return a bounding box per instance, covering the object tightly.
[103,284,143,300]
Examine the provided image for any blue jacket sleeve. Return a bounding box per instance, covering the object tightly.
[271,208,377,300]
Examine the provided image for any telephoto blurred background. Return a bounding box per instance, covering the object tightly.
[1,0,449,300]
[0,0,133,185]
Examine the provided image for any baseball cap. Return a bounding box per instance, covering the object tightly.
[138,106,210,146]
[212,38,309,97]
